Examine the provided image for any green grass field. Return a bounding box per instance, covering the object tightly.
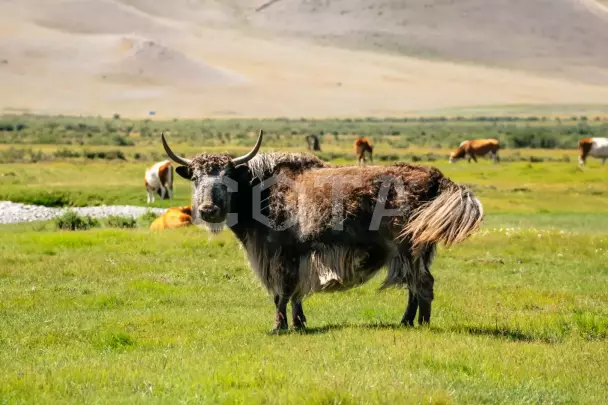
[1,117,608,404]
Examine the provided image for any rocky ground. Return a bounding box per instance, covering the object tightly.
[0,201,167,225]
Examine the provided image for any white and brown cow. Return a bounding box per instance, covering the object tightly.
[578,137,608,168]
[449,139,500,164]
[145,160,173,203]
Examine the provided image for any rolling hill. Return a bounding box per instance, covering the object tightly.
[1,0,608,118]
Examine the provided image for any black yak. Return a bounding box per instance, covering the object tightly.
[306,134,321,151]
[162,130,484,332]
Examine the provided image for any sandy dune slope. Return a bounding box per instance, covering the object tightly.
[1,0,608,118]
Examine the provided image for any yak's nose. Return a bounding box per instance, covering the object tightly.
[199,204,220,221]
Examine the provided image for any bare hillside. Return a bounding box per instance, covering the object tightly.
[247,0,608,85]
[1,0,608,118]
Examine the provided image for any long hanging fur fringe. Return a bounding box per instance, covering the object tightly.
[400,184,484,250]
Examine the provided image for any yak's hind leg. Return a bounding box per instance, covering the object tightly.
[414,245,436,325]
[388,244,436,326]
[416,268,435,325]
[401,289,418,326]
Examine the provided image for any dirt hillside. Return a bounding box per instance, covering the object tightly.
[1,0,608,118]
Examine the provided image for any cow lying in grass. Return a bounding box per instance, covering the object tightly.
[162,130,484,332]
[150,206,192,230]
[145,160,173,203]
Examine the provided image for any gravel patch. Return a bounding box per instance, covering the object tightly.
[0,201,167,225]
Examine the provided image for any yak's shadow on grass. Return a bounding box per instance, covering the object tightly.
[278,322,571,344]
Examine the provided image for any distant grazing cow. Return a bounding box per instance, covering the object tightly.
[162,130,483,332]
[145,160,173,203]
[306,134,321,151]
[150,206,192,230]
[578,137,608,168]
[355,137,373,165]
[450,139,500,164]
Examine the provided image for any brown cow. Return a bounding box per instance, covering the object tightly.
[355,137,373,166]
[449,139,500,164]
[150,206,193,230]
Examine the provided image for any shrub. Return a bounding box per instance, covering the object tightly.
[84,150,126,160]
[112,135,134,146]
[104,215,137,229]
[53,148,81,159]
[137,211,159,227]
[6,191,71,207]
[55,211,99,231]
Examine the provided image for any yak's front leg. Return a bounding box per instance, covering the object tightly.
[270,263,298,332]
[272,295,289,331]
[291,299,307,329]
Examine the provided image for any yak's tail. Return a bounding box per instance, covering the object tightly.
[400,184,484,250]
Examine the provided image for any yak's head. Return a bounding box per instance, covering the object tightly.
[161,130,264,233]
[449,147,466,163]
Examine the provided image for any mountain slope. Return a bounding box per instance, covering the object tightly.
[1,0,608,118]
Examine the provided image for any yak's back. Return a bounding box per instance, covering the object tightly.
[283,162,451,239]
[247,152,329,181]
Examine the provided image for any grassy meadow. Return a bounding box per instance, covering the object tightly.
[1,116,608,404]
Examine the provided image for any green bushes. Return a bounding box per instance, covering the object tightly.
[54,211,100,231]
[104,215,137,229]
[0,147,52,163]
[136,211,159,227]
[53,212,158,231]
[6,191,72,207]
[1,114,605,150]
[83,150,126,160]
[53,148,81,159]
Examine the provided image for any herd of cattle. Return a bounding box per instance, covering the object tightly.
[140,131,606,331]
[145,135,608,231]
[145,134,606,230]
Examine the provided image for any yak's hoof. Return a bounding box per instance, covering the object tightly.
[293,321,307,330]
[418,314,431,326]
[292,315,307,330]
[400,319,415,327]
[271,313,288,333]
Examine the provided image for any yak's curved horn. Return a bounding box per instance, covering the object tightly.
[231,129,264,166]
[161,133,191,166]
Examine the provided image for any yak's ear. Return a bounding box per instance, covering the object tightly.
[176,166,192,180]
[224,161,236,173]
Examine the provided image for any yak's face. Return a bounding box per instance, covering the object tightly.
[161,130,264,233]
[176,154,233,233]
[161,130,264,234]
